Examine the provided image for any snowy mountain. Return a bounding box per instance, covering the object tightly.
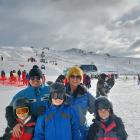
[0,46,140,75]
[0,46,140,140]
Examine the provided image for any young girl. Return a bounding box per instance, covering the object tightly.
[87,96,128,140]
[33,82,81,140]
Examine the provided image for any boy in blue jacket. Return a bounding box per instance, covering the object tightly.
[33,82,81,140]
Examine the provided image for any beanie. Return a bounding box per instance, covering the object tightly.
[29,68,43,78]
[32,65,39,69]
[100,73,107,80]
[50,82,67,103]
[67,66,83,82]
[95,96,113,116]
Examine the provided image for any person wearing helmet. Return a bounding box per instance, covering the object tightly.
[33,82,81,140]
[87,97,128,140]
[10,98,35,140]
[1,98,35,140]
[66,66,95,140]
[1,67,50,140]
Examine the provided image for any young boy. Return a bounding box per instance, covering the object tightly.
[8,98,35,140]
[87,96,128,140]
[33,82,81,140]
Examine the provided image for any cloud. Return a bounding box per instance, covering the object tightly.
[129,38,140,50]
[0,0,140,57]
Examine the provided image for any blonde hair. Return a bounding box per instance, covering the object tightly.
[67,66,83,82]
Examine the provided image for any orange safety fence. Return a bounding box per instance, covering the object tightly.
[0,75,28,87]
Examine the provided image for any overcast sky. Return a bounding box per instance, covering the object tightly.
[0,0,140,57]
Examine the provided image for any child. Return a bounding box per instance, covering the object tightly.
[33,82,81,140]
[87,96,128,140]
[10,98,35,140]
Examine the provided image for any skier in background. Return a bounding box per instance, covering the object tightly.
[96,73,115,97]
[137,74,140,85]
[84,74,91,89]
[96,73,107,97]
[17,69,21,79]
[104,74,115,94]
[1,56,3,61]
[22,70,26,85]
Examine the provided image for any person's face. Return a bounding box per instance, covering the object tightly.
[51,92,64,106]
[69,74,81,87]
[29,76,42,87]
[16,107,29,120]
[52,98,64,106]
[97,108,110,120]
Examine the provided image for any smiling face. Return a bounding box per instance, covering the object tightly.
[29,76,43,87]
[52,98,64,106]
[16,107,29,120]
[97,108,110,120]
[51,92,65,106]
[69,74,81,88]
[67,67,83,85]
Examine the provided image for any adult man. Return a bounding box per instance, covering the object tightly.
[1,67,50,139]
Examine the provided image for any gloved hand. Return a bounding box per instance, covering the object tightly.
[87,121,100,140]
[5,106,16,127]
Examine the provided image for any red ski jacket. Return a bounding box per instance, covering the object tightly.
[10,117,35,140]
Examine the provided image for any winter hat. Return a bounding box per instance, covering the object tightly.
[95,96,113,115]
[50,82,66,101]
[29,68,43,78]
[32,65,39,69]
[67,66,83,82]
[99,73,107,80]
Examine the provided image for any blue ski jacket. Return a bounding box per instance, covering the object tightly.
[66,84,95,140]
[33,104,81,140]
[9,85,50,119]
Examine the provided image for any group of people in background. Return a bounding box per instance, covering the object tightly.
[0,65,128,140]
[0,67,46,86]
[9,69,29,85]
[0,69,29,85]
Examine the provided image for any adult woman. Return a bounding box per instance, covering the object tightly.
[66,66,95,140]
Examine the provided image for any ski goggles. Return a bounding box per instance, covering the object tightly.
[51,92,65,100]
[70,75,81,79]
[30,76,41,81]
[16,107,29,115]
